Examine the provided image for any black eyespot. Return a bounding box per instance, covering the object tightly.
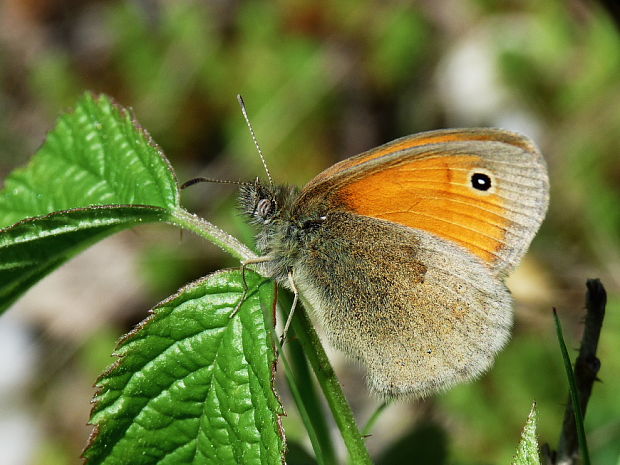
[471,172,492,191]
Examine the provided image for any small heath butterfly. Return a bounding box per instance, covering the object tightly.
[238,123,549,398]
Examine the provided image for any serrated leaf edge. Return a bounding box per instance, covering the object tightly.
[95,92,181,207]
[83,269,285,464]
[512,402,540,465]
[0,203,170,235]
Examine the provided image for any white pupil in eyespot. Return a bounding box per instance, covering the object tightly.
[471,173,492,191]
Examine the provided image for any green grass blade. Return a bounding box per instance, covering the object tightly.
[553,309,591,465]
[362,401,390,437]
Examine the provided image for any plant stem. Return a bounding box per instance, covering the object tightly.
[169,207,255,261]
[293,295,373,465]
[362,401,390,437]
[279,291,337,465]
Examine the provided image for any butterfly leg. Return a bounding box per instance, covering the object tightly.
[230,256,271,319]
[280,270,299,344]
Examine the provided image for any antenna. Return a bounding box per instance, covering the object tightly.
[237,94,273,187]
[180,177,248,190]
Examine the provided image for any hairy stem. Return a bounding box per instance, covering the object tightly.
[169,207,255,261]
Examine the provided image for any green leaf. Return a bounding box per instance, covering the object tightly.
[0,206,170,313]
[0,92,179,227]
[84,269,285,465]
[512,403,540,465]
[0,93,180,313]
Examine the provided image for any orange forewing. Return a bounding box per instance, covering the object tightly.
[336,155,509,264]
[311,130,534,187]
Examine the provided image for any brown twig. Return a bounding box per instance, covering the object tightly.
[544,279,607,465]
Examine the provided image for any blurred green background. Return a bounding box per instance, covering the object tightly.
[0,0,619,464]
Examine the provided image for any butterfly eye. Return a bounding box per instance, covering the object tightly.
[470,172,493,191]
[256,198,273,218]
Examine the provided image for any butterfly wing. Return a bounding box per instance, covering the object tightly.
[297,128,549,276]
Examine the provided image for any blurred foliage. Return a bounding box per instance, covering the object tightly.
[0,0,619,464]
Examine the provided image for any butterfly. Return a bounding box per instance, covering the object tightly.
[237,126,549,398]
